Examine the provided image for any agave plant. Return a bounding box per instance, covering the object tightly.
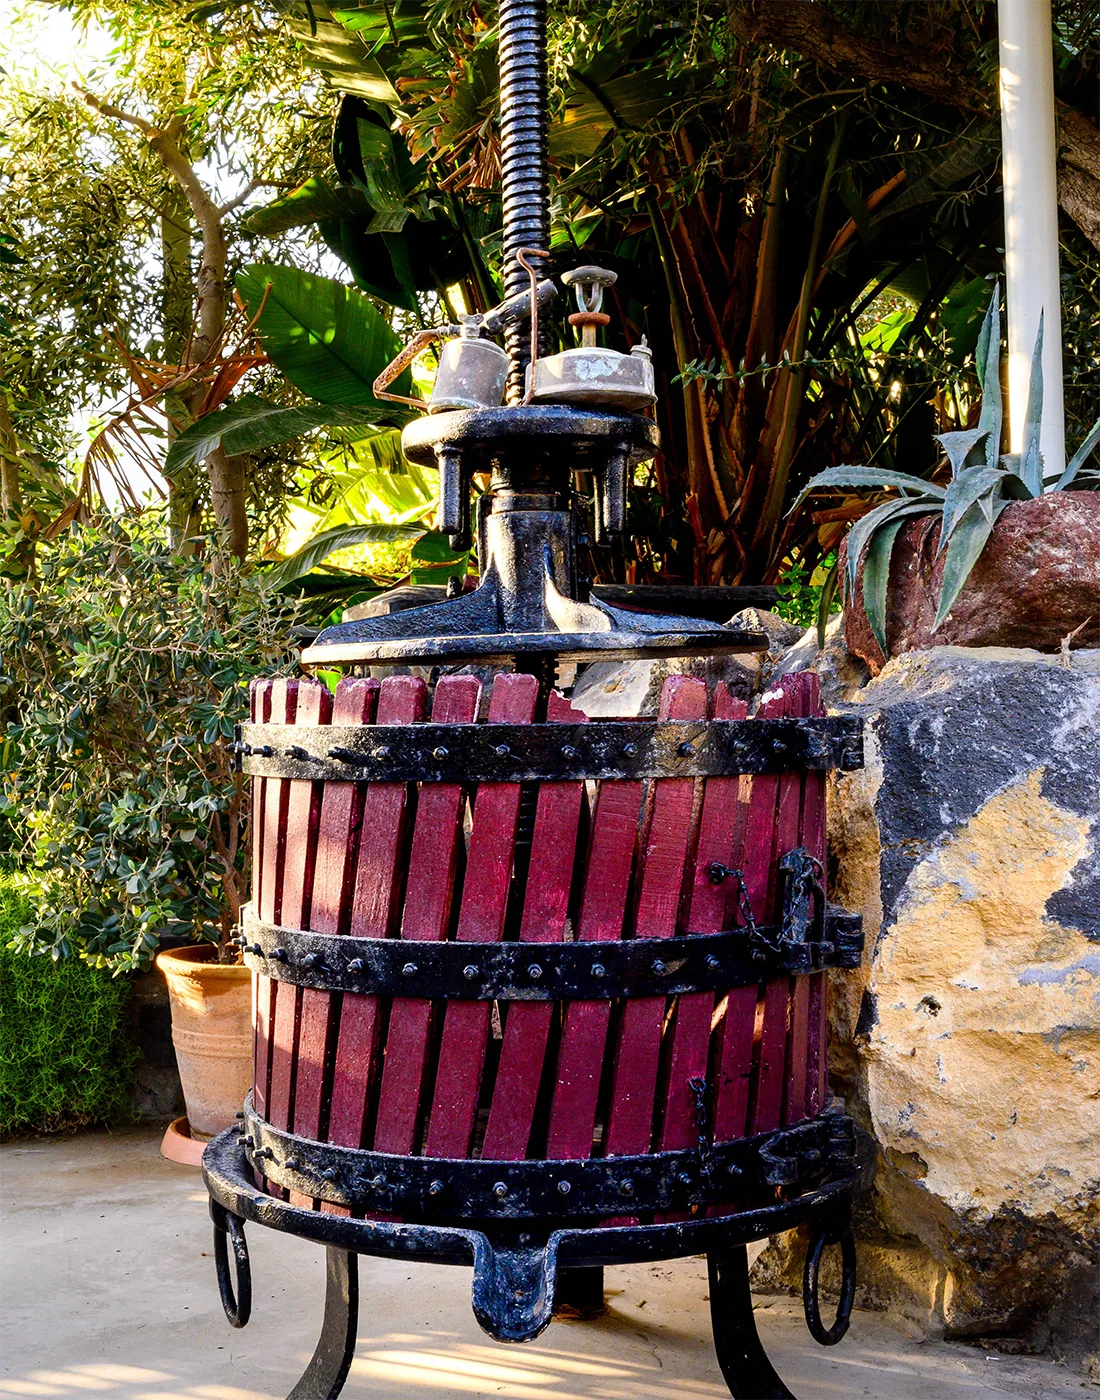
[796,286,1100,653]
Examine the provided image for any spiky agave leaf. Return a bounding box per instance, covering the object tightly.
[938,466,1006,552]
[931,499,1008,630]
[1055,415,1100,491]
[974,284,1002,469]
[934,428,989,479]
[1020,310,1045,496]
[862,515,907,655]
[792,465,945,514]
[846,497,939,597]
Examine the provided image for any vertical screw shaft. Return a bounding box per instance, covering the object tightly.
[498,0,550,402]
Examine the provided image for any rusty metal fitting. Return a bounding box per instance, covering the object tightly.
[568,310,611,348]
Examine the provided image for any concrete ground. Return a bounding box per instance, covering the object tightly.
[1,1130,1093,1400]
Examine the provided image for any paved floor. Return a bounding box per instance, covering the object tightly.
[1,1130,1092,1400]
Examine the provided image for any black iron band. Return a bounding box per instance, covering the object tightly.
[239,1102,857,1219]
[240,909,863,999]
[234,716,864,782]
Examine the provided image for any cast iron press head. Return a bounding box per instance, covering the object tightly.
[299,9,765,672]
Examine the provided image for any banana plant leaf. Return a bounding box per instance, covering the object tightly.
[267,521,427,591]
[164,395,382,476]
[236,264,416,417]
[244,178,372,237]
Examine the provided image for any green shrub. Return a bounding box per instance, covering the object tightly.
[0,874,138,1135]
[0,511,297,972]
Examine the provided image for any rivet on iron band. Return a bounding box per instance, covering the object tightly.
[463,964,479,980]
[321,1167,338,1182]
[302,952,323,970]
[284,1156,300,1171]
[678,741,695,757]
[285,745,312,761]
[370,1175,385,1191]
[346,958,365,974]
[771,738,787,754]
[619,1179,635,1196]
[402,962,418,977]
[678,1172,693,1187]
[528,963,543,981]
[433,746,449,761]
[235,1111,245,1120]
[561,745,577,758]
[248,942,265,957]
[592,963,606,978]
[623,742,639,758]
[705,954,721,972]
[652,959,668,976]
[557,1180,571,1195]
[492,1182,509,1199]
[272,947,288,963]
[376,744,390,758]
[494,743,510,757]
[428,1180,444,1196]
[258,745,275,757]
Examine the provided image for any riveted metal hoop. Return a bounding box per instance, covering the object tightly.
[802,1223,857,1346]
[239,908,863,999]
[235,717,865,783]
[211,1204,252,1328]
[239,1101,856,1218]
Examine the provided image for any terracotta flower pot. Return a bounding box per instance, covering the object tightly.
[156,945,251,1141]
[843,492,1100,675]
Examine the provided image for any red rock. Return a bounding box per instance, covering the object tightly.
[842,492,1100,674]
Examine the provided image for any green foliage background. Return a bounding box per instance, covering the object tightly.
[0,872,138,1136]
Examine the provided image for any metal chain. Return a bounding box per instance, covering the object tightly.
[689,1075,714,1189]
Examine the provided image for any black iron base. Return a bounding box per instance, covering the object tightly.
[204,1122,871,1400]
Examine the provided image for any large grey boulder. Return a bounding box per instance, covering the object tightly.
[765,646,1100,1373]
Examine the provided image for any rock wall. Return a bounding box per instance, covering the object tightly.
[788,644,1100,1374]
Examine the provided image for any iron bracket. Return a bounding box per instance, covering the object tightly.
[232,716,864,781]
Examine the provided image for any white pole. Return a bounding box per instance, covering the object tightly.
[998,0,1065,480]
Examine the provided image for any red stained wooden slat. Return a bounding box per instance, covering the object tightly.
[326,677,426,1165]
[371,675,482,1156]
[801,674,829,1118]
[251,679,274,1120]
[711,685,785,1146]
[656,685,748,1195]
[604,676,709,1162]
[265,680,302,1156]
[423,672,540,1161]
[284,681,335,1207]
[545,774,643,1160]
[748,675,807,1136]
[480,691,587,1161]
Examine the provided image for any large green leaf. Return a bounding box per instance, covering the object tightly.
[862,516,906,656]
[932,501,996,630]
[244,178,372,237]
[974,284,1002,468]
[938,466,1006,552]
[288,4,401,104]
[267,521,426,591]
[236,264,416,417]
[1020,310,1044,495]
[164,395,381,476]
[1055,415,1100,491]
[794,464,945,512]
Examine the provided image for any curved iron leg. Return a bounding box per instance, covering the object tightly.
[287,1249,359,1400]
[708,1247,796,1400]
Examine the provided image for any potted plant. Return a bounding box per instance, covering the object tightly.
[1,516,294,1162]
[797,289,1100,672]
